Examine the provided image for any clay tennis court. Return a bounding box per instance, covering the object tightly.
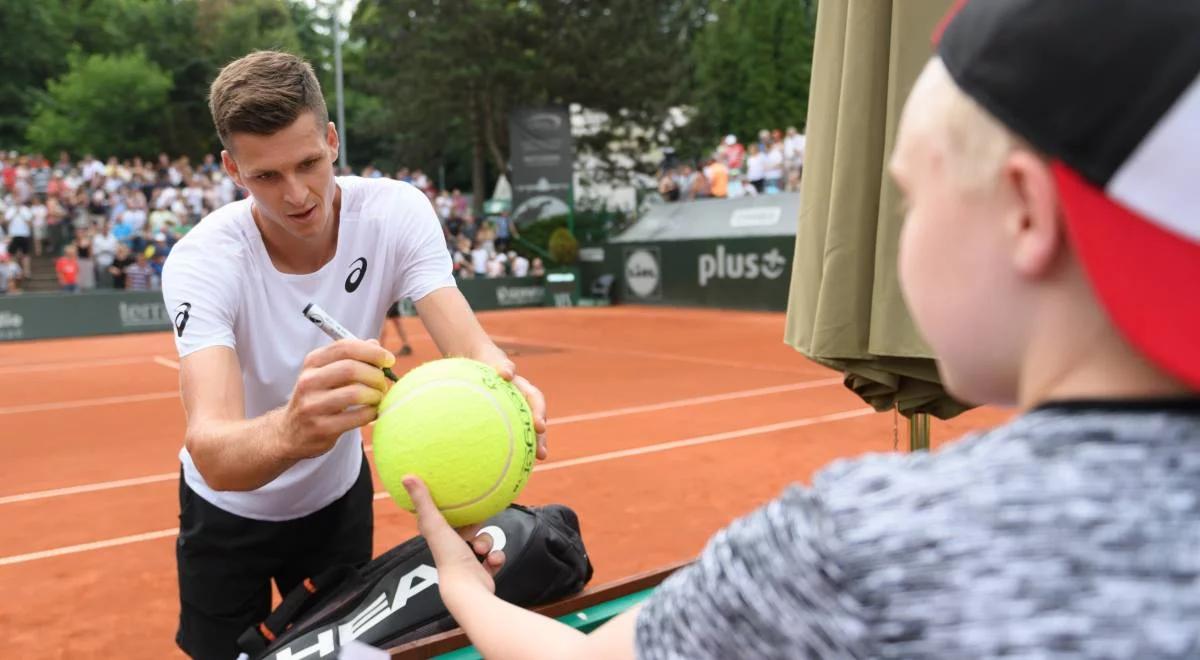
[0,305,1009,658]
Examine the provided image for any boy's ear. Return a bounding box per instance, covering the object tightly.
[1004,150,1064,278]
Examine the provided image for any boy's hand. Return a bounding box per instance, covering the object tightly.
[403,476,503,600]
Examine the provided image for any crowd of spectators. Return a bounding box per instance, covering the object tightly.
[1,124,797,293]
[352,166,533,281]
[0,151,240,294]
[658,126,806,202]
[0,152,538,295]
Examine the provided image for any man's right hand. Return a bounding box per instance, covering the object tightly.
[279,338,395,460]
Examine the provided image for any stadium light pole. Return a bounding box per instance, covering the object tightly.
[331,0,349,169]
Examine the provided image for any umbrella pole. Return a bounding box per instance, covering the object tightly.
[908,413,931,452]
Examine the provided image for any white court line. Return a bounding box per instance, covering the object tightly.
[494,306,783,325]
[0,379,841,505]
[0,408,875,566]
[0,528,180,567]
[153,356,180,370]
[488,334,813,375]
[548,378,841,425]
[0,356,156,375]
[0,391,178,416]
[0,473,181,505]
[534,408,874,471]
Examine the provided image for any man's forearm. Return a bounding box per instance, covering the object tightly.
[185,408,297,491]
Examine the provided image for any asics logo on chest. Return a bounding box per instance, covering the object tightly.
[345,257,368,293]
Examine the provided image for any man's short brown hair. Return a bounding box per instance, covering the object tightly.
[208,51,328,149]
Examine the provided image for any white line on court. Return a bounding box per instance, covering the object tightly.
[0,391,179,416]
[548,378,841,425]
[0,409,877,566]
[487,334,813,375]
[0,528,180,567]
[0,380,842,505]
[491,306,782,325]
[0,356,157,375]
[153,356,180,370]
[532,408,874,472]
[0,473,181,505]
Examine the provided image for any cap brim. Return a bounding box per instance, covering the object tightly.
[1053,162,1200,388]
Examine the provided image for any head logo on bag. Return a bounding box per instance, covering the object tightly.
[243,505,593,660]
[272,564,439,659]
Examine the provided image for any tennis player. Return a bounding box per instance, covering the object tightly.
[405,2,1200,658]
[160,50,547,660]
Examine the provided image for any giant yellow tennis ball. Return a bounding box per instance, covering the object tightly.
[373,358,537,527]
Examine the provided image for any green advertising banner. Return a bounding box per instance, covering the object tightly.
[0,278,549,342]
[456,276,547,312]
[613,237,795,311]
[0,290,175,342]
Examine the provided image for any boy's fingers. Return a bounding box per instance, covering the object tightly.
[472,532,493,557]
[403,476,436,524]
[402,476,463,555]
[484,550,505,575]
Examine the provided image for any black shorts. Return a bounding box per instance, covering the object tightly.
[7,236,30,257]
[386,302,402,318]
[175,456,374,660]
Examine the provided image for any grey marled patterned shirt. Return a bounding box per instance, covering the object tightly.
[636,400,1200,659]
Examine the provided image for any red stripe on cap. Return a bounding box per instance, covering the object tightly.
[1054,162,1200,389]
[932,0,970,46]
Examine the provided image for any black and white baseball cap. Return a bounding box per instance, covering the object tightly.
[935,0,1200,388]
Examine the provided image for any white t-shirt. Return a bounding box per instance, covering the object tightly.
[785,134,807,166]
[219,176,237,206]
[161,176,455,520]
[185,186,205,215]
[92,232,119,267]
[31,204,47,229]
[746,153,766,181]
[435,194,453,219]
[5,206,32,237]
[82,159,106,181]
[157,186,179,210]
[765,148,785,179]
[471,248,490,275]
[511,255,530,277]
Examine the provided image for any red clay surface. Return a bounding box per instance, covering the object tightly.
[0,306,1010,658]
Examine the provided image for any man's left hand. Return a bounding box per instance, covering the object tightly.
[483,357,548,460]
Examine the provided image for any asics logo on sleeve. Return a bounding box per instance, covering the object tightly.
[173,302,192,337]
[345,257,368,293]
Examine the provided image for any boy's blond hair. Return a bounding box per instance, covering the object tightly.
[906,59,1027,192]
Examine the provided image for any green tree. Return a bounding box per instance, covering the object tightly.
[351,0,710,210]
[685,0,817,158]
[1,0,322,157]
[26,51,174,158]
[0,1,72,149]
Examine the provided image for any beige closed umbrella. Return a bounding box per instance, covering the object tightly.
[785,0,969,448]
